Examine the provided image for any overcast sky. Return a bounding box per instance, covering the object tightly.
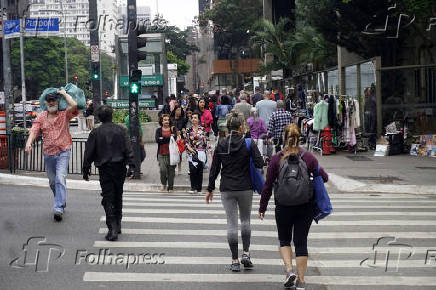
[137,0,199,29]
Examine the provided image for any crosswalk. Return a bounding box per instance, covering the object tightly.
[83,191,436,289]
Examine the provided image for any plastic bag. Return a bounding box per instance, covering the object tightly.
[169,136,180,166]
[39,83,86,111]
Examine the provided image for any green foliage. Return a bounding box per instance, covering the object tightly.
[112,109,150,124]
[199,0,263,56]
[298,0,436,63]
[148,19,199,60]
[167,51,190,76]
[10,37,114,100]
[251,18,336,75]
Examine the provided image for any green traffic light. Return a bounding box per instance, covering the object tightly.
[92,73,99,80]
[130,83,139,94]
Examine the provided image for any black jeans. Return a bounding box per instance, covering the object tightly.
[98,162,127,218]
[189,161,204,191]
[275,202,313,257]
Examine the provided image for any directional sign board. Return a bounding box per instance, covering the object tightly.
[4,18,60,38]
[4,20,20,39]
[25,18,59,36]
[90,45,100,62]
[106,99,156,109]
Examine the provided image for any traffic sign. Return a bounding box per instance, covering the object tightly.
[90,45,99,62]
[25,18,59,35]
[4,20,20,39]
[106,99,155,109]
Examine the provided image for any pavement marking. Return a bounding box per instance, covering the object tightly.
[100,216,436,226]
[122,197,436,204]
[92,241,434,254]
[98,228,436,239]
[83,273,436,286]
[81,255,432,268]
[123,192,429,199]
[122,208,436,216]
[122,202,436,209]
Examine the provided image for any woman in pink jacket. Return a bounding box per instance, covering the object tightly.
[198,98,214,137]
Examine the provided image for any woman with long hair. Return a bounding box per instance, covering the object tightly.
[206,112,264,272]
[259,124,328,290]
[155,114,177,192]
[186,112,208,193]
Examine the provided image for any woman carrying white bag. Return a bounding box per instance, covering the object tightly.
[155,114,177,192]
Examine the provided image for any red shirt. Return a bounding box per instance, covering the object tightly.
[158,129,171,155]
[30,109,79,156]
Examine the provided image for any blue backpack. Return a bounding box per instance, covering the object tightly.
[244,138,265,194]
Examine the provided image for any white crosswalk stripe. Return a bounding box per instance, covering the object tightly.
[85,192,436,288]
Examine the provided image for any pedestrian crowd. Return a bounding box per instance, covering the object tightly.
[26,85,328,290]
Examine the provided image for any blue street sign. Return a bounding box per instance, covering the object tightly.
[25,18,59,34]
[4,20,20,39]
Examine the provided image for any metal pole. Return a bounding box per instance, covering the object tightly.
[127,0,141,179]
[89,0,101,106]
[20,18,26,131]
[63,1,68,84]
[375,56,383,137]
[1,0,12,135]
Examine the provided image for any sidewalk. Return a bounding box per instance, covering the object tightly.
[1,143,435,194]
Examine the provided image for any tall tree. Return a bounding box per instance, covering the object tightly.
[199,0,263,88]
[298,0,436,65]
[11,37,114,99]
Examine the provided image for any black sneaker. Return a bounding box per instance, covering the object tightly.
[284,271,297,288]
[241,254,253,268]
[54,212,63,222]
[231,262,240,272]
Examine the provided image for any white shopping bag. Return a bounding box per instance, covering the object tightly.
[169,136,180,165]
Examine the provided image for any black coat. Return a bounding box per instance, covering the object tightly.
[208,135,264,192]
[83,122,134,169]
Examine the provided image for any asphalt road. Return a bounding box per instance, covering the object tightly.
[1,185,436,290]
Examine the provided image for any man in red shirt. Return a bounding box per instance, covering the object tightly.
[25,90,78,222]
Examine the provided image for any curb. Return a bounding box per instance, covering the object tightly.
[1,173,435,195]
[0,173,195,193]
[328,173,436,195]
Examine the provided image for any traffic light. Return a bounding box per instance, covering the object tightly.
[73,75,78,81]
[105,91,109,97]
[137,35,147,63]
[91,62,99,80]
[129,69,142,95]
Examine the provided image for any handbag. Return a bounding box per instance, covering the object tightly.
[244,138,265,194]
[313,165,332,223]
[169,136,180,166]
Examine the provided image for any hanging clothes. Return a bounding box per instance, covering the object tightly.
[328,95,337,129]
[313,100,329,131]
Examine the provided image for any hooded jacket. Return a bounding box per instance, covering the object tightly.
[208,134,263,192]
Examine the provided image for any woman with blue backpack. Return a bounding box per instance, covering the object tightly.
[206,111,264,272]
[259,124,328,290]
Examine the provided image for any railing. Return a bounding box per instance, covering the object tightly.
[0,134,98,175]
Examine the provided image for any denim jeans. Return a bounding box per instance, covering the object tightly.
[44,149,70,213]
